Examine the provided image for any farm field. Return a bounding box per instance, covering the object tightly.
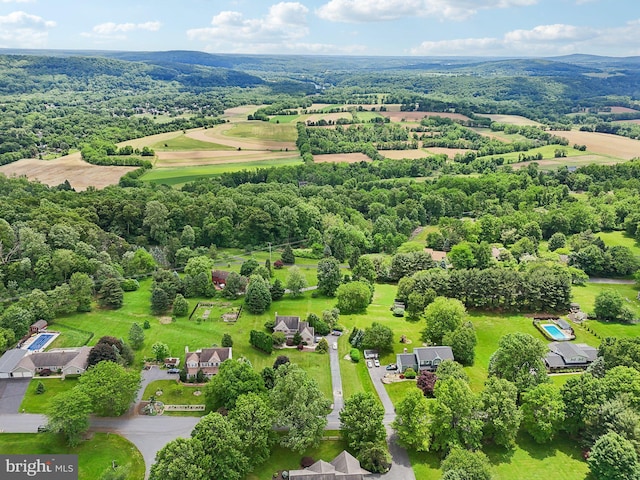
[0,433,145,480]
[424,147,473,158]
[313,153,371,163]
[224,122,298,143]
[382,149,433,159]
[154,150,300,167]
[186,123,296,150]
[150,134,235,151]
[559,129,640,160]
[379,111,471,122]
[477,114,542,126]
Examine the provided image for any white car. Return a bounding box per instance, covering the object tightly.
[367,360,373,368]
[332,342,337,350]
[374,359,380,367]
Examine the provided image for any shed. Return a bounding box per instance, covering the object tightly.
[363,350,379,359]
[29,320,48,335]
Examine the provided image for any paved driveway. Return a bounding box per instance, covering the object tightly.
[0,378,31,414]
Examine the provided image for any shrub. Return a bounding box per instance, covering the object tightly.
[35,381,45,395]
[350,349,361,363]
[273,260,284,269]
[404,367,417,379]
[121,279,140,291]
[143,319,151,329]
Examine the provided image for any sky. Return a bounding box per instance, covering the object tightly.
[0,0,639,57]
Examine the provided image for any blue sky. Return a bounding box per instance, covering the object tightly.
[0,0,638,57]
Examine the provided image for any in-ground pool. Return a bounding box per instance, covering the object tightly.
[540,324,572,341]
[22,332,58,352]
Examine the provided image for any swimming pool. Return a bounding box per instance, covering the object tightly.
[541,324,572,341]
[23,333,58,352]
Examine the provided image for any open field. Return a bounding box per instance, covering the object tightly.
[0,154,136,191]
[141,158,302,186]
[617,119,640,125]
[606,106,640,113]
[269,114,302,123]
[186,123,296,150]
[154,150,300,167]
[509,155,619,171]
[222,105,262,120]
[0,433,145,480]
[305,112,352,123]
[150,134,235,152]
[225,122,298,143]
[477,114,542,126]
[313,153,371,163]
[382,149,432,159]
[379,111,471,122]
[560,130,640,160]
[424,147,473,158]
[596,230,640,256]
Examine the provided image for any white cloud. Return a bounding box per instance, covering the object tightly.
[316,0,537,23]
[410,19,640,56]
[187,2,317,52]
[0,0,35,3]
[82,21,161,39]
[0,11,55,47]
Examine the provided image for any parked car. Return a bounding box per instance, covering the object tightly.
[331,330,343,336]
[374,359,380,367]
[332,342,338,350]
[386,363,398,371]
[167,368,180,374]
[37,425,49,433]
[367,360,373,368]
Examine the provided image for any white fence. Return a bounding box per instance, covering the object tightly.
[164,404,206,411]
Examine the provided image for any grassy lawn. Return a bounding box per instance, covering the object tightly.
[550,373,582,388]
[596,230,640,256]
[339,333,376,401]
[150,134,235,151]
[0,433,145,480]
[142,380,205,405]
[246,437,348,480]
[269,115,301,124]
[20,378,79,413]
[385,380,419,406]
[571,282,640,317]
[477,145,595,163]
[410,434,589,480]
[140,158,302,186]
[225,122,298,142]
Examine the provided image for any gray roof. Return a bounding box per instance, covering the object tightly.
[0,349,27,373]
[198,347,232,363]
[308,460,336,473]
[545,352,566,368]
[414,346,454,363]
[276,315,301,330]
[557,319,571,330]
[397,353,417,366]
[15,347,91,372]
[331,451,370,475]
[549,342,594,361]
[32,320,47,329]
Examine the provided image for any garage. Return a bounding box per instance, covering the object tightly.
[0,349,28,379]
[11,371,33,378]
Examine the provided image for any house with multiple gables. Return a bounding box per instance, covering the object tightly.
[184,346,232,379]
[12,347,91,378]
[544,342,598,371]
[273,313,315,345]
[288,450,370,480]
[396,346,454,373]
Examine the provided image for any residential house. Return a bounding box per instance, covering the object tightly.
[544,342,598,371]
[396,346,454,373]
[12,347,91,378]
[273,313,315,345]
[288,450,370,480]
[29,320,47,335]
[211,270,231,287]
[164,357,180,368]
[0,349,28,378]
[184,346,232,379]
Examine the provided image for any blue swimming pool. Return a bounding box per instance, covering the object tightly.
[541,324,571,341]
[27,333,55,351]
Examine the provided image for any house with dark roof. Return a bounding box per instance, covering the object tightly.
[0,349,28,378]
[211,270,231,286]
[396,346,454,373]
[544,342,598,371]
[273,313,315,345]
[12,347,91,378]
[288,450,370,479]
[184,346,232,378]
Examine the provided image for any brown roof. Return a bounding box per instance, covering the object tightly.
[15,347,90,373]
[211,270,231,279]
[425,248,447,262]
[32,320,47,329]
[199,347,232,363]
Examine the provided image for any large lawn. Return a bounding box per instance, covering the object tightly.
[572,282,640,317]
[20,378,79,413]
[410,434,589,480]
[150,134,235,151]
[0,433,145,480]
[596,230,640,257]
[225,122,298,142]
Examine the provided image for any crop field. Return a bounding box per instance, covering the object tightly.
[424,147,473,158]
[379,111,471,122]
[477,114,542,126]
[269,114,301,123]
[355,111,383,121]
[382,149,432,159]
[313,153,371,163]
[0,154,136,191]
[154,150,299,167]
[140,157,302,186]
[560,130,640,160]
[151,134,235,151]
[186,123,297,150]
[304,112,353,124]
[225,122,298,143]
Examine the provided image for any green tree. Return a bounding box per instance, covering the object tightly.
[488,332,548,394]
[357,441,392,474]
[436,360,469,384]
[336,281,373,314]
[480,377,521,449]
[69,272,94,312]
[521,383,565,443]
[35,381,45,395]
[353,256,376,283]
[281,244,295,264]
[98,278,124,309]
[184,256,214,278]
[316,338,329,353]
[204,359,265,411]
[0,305,33,339]
[79,361,140,416]
[221,333,233,348]
[240,258,260,277]
[392,389,432,451]
[443,321,477,366]
[191,413,248,480]
[228,393,275,470]
[171,294,188,317]
[152,342,170,362]
[422,297,466,345]
[362,322,394,354]
[594,290,628,321]
[441,448,492,480]
[286,266,307,297]
[340,392,387,453]
[561,373,604,436]
[548,232,566,251]
[180,225,196,247]
[149,438,209,480]
[317,257,341,296]
[431,378,483,453]
[271,363,330,453]
[588,432,640,480]
[47,388,92,446]
[448,242,476,269]
[151,287,171,315]
[244,275,272,314]
[222,272,246,299]
[598,337,640,371]
[270,278,285,301]
[128,323,144,350]
[88,342,118,367]
[143,201,170,244]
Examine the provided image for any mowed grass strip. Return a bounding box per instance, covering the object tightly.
[0,433,145,480]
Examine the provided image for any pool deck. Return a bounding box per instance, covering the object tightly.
[533,319,576,342]
[20,331,60,353]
